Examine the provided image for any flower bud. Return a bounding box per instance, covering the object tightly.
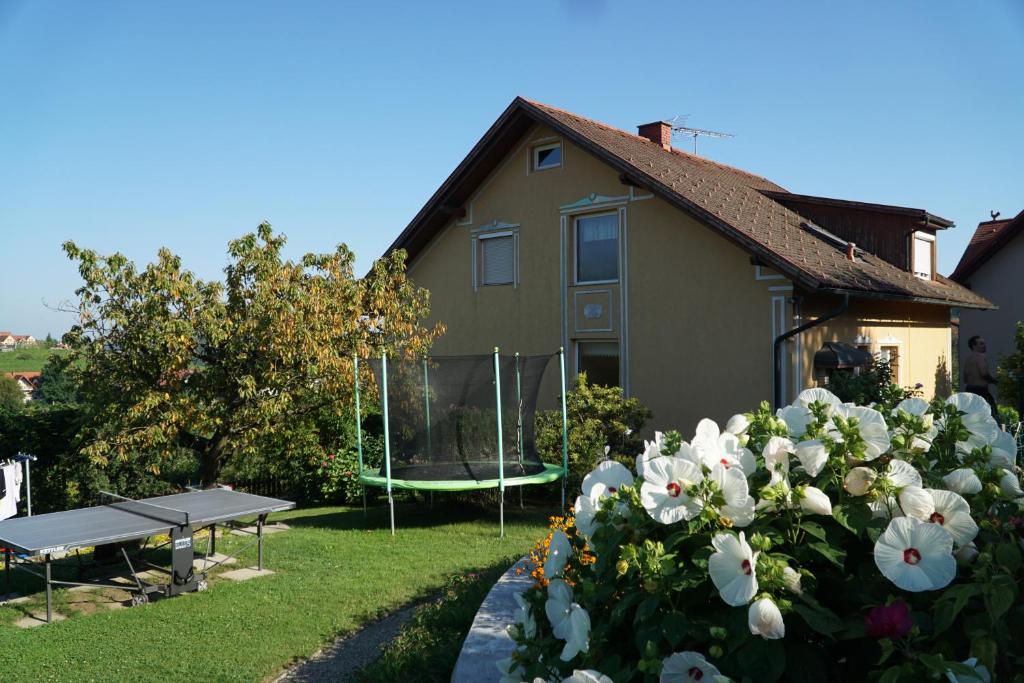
[798,486,833,516]
[956,542,979,565]
[999,470,1024,498]
[844,467,876,496]
[748,598,785,640]
[708,644,724,659]
[782,566,803,595]
[616,559,629,576]
[709,626,728,640]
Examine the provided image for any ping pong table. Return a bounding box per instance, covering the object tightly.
[0,488,295,623]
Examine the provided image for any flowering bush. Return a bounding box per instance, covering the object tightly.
[502,389,1023,682]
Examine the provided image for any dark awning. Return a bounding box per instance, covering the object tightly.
[813,342,873,369]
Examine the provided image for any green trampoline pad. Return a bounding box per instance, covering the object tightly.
[358,463,564,491]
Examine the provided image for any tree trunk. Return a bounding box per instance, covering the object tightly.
[198,433,229,486]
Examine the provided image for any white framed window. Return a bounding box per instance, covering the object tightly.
[574,212,619,284]
[533,142,562,171]
[912,231,935,280]
[479,232,515,286]
[577,340,619,388]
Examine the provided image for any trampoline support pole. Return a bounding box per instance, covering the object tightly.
[4,548,10,601]
[382,351,395,535]
[354,354,367,517]
[559,347,569,512]
[494,347,505,539]
[423,358,432,455]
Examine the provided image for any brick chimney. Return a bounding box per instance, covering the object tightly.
[637,121,672,150]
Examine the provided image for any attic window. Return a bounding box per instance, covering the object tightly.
[479,232,516,286]
[912,232,935,280]
[533,143,561,171]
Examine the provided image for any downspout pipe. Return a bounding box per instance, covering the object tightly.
[773,292,850,410]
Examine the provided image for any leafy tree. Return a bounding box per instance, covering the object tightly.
[996,321,1024,414]
[536,373,652,495]
[0,375,24,413]
[34,354,81,404]
[62,224,442,484]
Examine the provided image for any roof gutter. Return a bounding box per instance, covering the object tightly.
[773,292,849,410]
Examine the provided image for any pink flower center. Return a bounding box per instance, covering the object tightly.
[903,548,922,565]
[666,482,682,498]
[608,486,617,493]
[741,559,752,575]
[929,512,945,525]
[689,667,704,681]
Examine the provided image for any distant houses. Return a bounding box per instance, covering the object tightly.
[0,331,37,350]
[3,371,42,401]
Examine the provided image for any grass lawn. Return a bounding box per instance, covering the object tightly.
[0,347,68,372]
[0,501,550,682]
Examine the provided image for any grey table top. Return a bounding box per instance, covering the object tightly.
[0,489,294,557]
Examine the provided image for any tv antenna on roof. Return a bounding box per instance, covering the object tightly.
[671,117,735,155]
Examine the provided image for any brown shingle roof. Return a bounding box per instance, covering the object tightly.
[950,211,1023,283]
[391,97,993,310]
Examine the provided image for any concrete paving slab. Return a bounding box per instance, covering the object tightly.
[0,593,29,605]
[192,553,236,571]
[451,558,533,683]
[221,567,274,582]
[15,611,66,628]
[229,522,290,537]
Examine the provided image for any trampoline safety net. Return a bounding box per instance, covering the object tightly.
[369,354,553,482]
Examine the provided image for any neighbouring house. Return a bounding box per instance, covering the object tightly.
[385,97,992,430]
[951,210,1023,389]
[0,332,37,350]
[3,371,41,401]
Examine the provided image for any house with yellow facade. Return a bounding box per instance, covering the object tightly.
[384,97,992,431]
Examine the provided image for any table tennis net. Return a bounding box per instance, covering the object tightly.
[100,492,191,527]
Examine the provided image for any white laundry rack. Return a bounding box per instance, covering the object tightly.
[2,453,36,517]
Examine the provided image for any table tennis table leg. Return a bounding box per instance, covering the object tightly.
[210,524,217,557]
[257,515,265,571]
[45,554,52,624]
[4,548,9,601]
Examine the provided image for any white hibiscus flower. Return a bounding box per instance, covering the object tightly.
[797,387,843,410]
[998,469,1024,498]
[725,414,751,436]
[748,597,785,640]
[886,459,923,488]
[945,393,1001,453]
[708,531,758,606]
[989,430,1017,469]
[844,466,877,496]
[545,579,591,661]
[762,436,794,484]
[660,651,722,683]
[798,486,833,516]
[897,485,935,520]
[945,657,991,683]
[776,404,813,438]
[637,438,701,477]
[874,516,956,592]
[709,463,755,527]
[942,468,983,495]
[640,456,705,524]
[544,529,572,579]
[892,397,937,451]
[563,670,613,683]
[496,656,526,683]
[918,489,978,547]
[573,495,599,541]
[830,404,891,460]
[794,439,828,477]
[512,591,537,639]
[692,418,756,475]
[582,460,633,500]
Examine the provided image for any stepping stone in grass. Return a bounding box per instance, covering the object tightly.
[220,567,274,582]
[14,611,66,628]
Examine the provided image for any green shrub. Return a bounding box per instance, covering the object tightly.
[998,404,1020,428]
[535,373,652,496]
[996,321,1024,413]
[827,356,920,407]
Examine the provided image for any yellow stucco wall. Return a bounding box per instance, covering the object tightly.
[404,124,954,438]
[798,296,953,399]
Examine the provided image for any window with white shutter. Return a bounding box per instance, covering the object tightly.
[480,234,515,285]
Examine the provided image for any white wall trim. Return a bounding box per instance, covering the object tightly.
[877,337,904,386]
[756,265,787,281]
[619,205,630,396]
[560,215,569,361]
[560,193,629,215]
[772,295,788,403]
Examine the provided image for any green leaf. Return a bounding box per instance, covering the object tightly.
[800,520,827,541]
[933,584,979,635]
[660,612,689,647]
[995,540,1022,572]
[792,603,843,637]
[970,635,997,673]
[984,574,1016,621]
[808,541,846,568]
[634,596,660,625]
[735,637,786,682]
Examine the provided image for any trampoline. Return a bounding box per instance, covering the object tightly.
[354,348,568,536]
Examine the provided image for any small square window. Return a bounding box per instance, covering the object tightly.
[533,143,561,171]
[577,341,619,388]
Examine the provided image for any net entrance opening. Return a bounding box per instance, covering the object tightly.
[371,354,553,482]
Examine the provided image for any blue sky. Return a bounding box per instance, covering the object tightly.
[2,1,1022,338]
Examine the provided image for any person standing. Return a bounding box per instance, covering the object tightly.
[963,335,998,418]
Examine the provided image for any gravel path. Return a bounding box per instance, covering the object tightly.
[271,603,421,683]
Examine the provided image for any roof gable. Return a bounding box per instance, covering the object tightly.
[390,97,992,310]
[950,210,1024,283]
